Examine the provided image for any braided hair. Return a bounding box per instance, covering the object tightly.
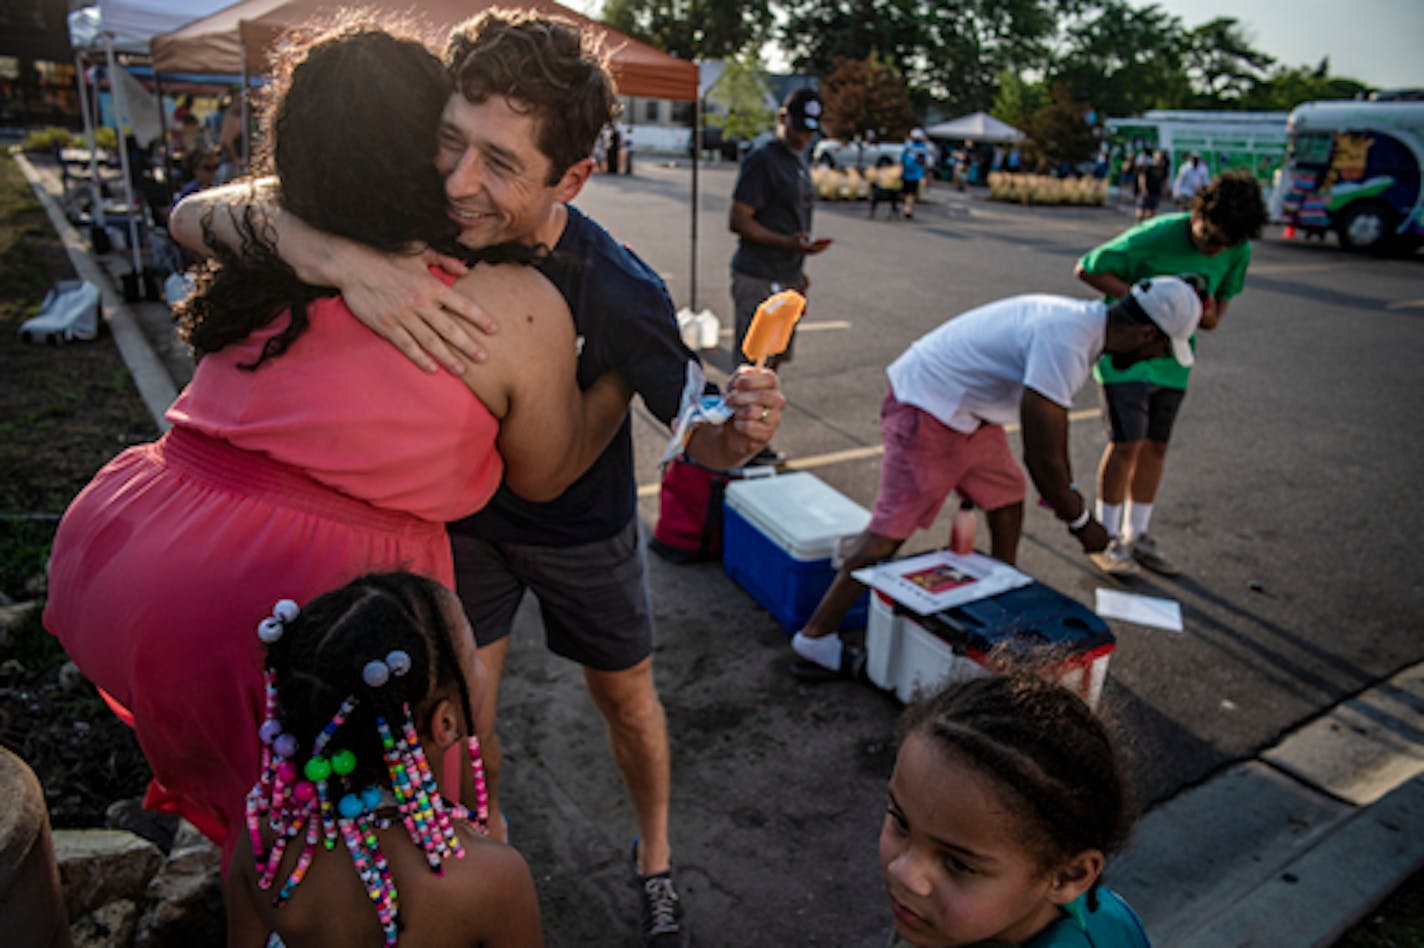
[897,672,1135,908]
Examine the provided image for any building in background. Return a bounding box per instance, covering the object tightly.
[0,0,78,128]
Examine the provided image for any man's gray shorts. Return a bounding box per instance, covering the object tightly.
[450,518,654,672]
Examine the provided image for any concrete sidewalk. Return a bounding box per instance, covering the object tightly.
[17,149,1423,946]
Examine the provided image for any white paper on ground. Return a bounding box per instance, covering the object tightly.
[1094,588,1184,632]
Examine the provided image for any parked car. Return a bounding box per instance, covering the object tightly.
[812,138,929,171]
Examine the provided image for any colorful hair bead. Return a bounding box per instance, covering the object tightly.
[332,749,357,775]
[304,756,332,782]
[363,660,391,688]
[274,733,299,759]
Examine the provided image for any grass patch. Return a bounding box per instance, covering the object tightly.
[0,148,155,826]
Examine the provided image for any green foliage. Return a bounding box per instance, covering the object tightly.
[1051,0,1193,116]
[706,51,774,142]
[21,127,78,152]
[820,52,917,142]
[1183,17,1274,102]
[1025,81,1098,168]
[602,0,774,59]
[778,0,1065,116]
[991,70,1047,131]
[1240,59,1371,111]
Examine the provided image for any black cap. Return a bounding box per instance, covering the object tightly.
[782,88,821,132]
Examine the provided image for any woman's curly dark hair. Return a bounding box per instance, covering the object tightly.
[175,13,542,368]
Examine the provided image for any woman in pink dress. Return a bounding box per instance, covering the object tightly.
[43,17,627,864]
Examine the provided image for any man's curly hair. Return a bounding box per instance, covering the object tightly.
[443,10,619,184]
[1193,169,1268,246]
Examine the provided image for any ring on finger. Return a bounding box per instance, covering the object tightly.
[759,407,770,422]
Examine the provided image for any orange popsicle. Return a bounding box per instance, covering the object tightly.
[740,290,806,368]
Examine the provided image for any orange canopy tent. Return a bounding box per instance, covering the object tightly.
[150,0,696,100]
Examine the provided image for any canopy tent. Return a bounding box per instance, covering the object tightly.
[152,0,713,306]
[926,111,1025,144]
[151,0,697,100]
[67,1,235,296]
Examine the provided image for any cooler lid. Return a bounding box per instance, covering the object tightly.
[725,472,870,561]
[919,582,1115,654]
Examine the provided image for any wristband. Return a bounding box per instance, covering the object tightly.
[1067,506,1091,533]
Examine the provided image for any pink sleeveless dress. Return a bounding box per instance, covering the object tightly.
[44,286,502,859]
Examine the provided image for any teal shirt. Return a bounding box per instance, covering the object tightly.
[886,887,1150,948]
[1079,213,1251,390]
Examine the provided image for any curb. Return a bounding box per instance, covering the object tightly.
[12,150,176,433]
[1111,660,1424,946]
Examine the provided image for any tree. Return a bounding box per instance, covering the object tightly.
[819,53,917,142]
[1240,58,1371,111]
[600,0,773,60]
[776,0,1069,116]
[1024,81,1097,169]
[705,51,774,144]
[1183,17,1274,103]
[1050,0,1193,116]
[991,69,1047,131]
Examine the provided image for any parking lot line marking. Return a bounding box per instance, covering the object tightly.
[636,407,1101,497]
[1248,262,1349,276]
[1385,299,1424,310]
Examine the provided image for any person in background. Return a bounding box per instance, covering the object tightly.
[880,672,1148,947]
[789,278,1202,681]
[900,127,930,220]
[1136,150,1168,222]
[1075,170,1268,576]
[1173,153,1210,210]
[728,86,832,463]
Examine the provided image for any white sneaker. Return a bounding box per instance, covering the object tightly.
[1089,538,1138,575]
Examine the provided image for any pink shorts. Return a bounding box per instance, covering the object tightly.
[868,389,1026,539]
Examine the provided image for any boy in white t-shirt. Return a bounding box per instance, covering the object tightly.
[790,278,1202,679]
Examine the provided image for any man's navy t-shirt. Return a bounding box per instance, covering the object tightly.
[449,205,695,546]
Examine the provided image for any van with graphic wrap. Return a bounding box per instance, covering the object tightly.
[1271,99,1424,252]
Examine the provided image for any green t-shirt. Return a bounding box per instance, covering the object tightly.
[1079,212,1251,390]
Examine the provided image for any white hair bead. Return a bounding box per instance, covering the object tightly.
[362,660,390,688]
[272,599,300,622]
[386,650,412,676]
[257,617,285,644]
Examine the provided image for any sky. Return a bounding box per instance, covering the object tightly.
[561,0,1423,92]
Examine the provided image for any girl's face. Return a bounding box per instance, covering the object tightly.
[878,733,1066,946]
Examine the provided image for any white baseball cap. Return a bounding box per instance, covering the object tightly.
[1129,276,1203,366]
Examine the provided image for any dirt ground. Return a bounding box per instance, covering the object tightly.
[0,151,156,828]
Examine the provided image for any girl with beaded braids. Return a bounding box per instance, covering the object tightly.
[880,673,1150,947]
[227,573,543,946]
[44,12,629,867]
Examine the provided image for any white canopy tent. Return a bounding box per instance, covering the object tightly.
[67,0,232,296]
[926,111,1026,144]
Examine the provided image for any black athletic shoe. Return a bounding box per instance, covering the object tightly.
[631,839,687,947]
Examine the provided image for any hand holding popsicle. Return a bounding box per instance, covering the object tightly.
[741,289,807,369]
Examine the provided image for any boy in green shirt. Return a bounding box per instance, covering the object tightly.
[1075,171,1267,575]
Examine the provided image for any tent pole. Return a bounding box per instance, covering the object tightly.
[239,47,250,171]
[104,36,145,278]
[74,52,104,226]
[690,91,700,312]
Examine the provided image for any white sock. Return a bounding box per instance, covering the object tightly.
[1096,500,1124,540]
[792,630,844,672]
[1126,501,1154,541]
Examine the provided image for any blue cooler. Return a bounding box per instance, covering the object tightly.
[866,581,1115,707]
[723,472,871,633]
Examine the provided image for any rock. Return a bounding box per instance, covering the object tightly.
[53,828,164,920]
[58,660,86,693]
[0,600,42,648]
[105,798,180,853]
[71,898,139,948]
[0,747,70,946]
[133,821,224,948]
